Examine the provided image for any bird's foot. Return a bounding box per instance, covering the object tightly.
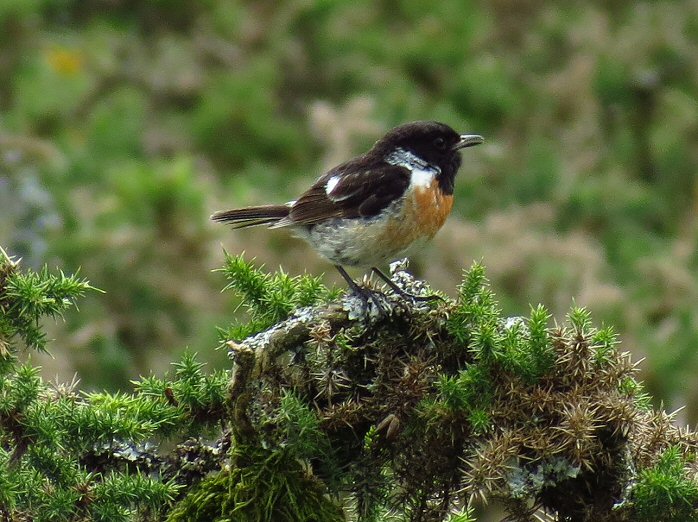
[372,264,445,303]
[335,265,390,319]
[343,284,391,321]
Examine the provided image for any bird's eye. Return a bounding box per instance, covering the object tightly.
[433,137,446,150]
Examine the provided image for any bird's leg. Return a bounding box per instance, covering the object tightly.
[334,265,384,310]
[371,267,444,302]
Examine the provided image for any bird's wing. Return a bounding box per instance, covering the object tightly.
[276,163,411,227]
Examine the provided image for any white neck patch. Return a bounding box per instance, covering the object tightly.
[385,147,440,188]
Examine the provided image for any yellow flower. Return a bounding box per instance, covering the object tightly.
[45,47,83,76]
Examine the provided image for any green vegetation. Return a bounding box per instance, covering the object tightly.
[1,2,696,417]
[631,446,698,522]
[1,1,697,519]
[0,246,94,353]
[166,449,345,522]
[2,252,697,520]
[217,251,341,340]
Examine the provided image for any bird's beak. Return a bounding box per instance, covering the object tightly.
[453,134,484,150]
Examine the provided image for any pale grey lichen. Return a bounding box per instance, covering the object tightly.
[343,293,386,322]
[388,258,434,300]
[507,457,581,500]
[503,316,527,331]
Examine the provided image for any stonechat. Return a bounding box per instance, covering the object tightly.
[212,121,483,301]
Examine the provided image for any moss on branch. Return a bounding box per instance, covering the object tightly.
[205,256,698,522]
[1,248,697,521]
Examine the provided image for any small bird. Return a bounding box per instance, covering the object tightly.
[212,121,483,301]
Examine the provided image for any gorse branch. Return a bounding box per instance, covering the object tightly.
[206,257,698,522]
[1,248,697,521]
[217,251,341,340]
[0,246,96,353]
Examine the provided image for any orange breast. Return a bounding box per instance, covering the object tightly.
[410,181,454,237]
[378,180,454,255]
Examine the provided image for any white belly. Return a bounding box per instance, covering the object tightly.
[297,215,428,267]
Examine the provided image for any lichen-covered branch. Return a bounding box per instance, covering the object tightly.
[213,259,698,522]
[2,249,697,521]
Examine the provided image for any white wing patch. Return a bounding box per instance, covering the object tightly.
[324,174,354,201]
[385,147,440,189]
[325,175,340,196]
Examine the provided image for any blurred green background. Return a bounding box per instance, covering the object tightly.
[1,1,697,421]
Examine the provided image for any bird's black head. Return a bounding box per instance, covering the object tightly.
[371,121,483,195]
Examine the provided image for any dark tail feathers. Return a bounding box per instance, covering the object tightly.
[210,205,290,229]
